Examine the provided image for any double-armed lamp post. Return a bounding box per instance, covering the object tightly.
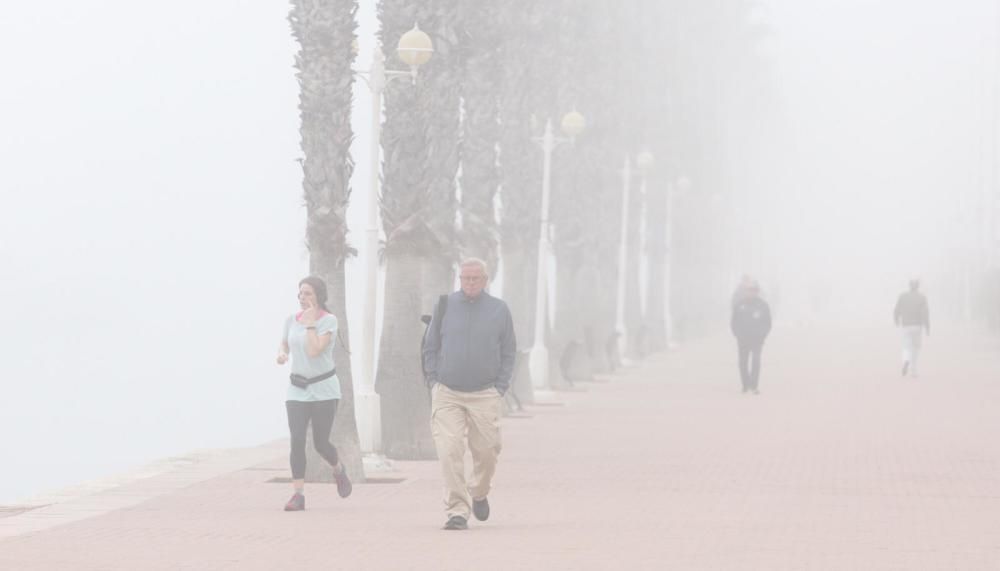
[353,24,433,454]
[529,111,586,390]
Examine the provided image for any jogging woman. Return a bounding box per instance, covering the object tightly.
[276,276,352,511]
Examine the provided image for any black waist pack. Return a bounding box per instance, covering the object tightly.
[290,368,336,389]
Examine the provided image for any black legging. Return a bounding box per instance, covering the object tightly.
[286,399,340,479]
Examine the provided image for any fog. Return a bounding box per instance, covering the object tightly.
[752,0,999,322]
[2,1,998,504]
[0,2,311,502]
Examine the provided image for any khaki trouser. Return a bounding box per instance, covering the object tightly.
[430,383,503,520]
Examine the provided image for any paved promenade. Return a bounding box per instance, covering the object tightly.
[2,324,999,570]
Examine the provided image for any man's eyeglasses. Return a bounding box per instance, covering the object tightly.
[460,276,484,283]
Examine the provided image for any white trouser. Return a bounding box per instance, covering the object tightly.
[900,325,923,377]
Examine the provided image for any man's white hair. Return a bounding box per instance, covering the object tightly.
[460,257,489,278]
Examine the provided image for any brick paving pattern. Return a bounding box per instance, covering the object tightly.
[2,324,999,570]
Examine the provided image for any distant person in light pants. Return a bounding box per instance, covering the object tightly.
[731,279,772,395]
[894,279,930,377]
[422,258,516,531]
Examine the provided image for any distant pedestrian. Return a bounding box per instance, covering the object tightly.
[276,276,351,511]
[422,258,516,530]
[731,279,772,395]
[894,279,930,378]
[731,274,755,308]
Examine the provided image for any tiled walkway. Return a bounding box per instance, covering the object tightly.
[2,324,999,570]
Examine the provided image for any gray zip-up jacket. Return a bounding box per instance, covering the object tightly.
[422,290,517,395]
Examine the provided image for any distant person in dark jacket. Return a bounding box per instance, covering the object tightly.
[422,258,516,531]
[731,280,772,394]
[894,279,930,378]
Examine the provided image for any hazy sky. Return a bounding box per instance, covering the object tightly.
[2,1,996,503]
[755,0,997,316]
[0,0,388,505]
[0,2,309,502]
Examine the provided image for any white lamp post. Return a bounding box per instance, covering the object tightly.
[614,155,633,360]
[529,111,585,390]
[615,151,656,360]
[666,176,692,346]
[635,151,654,344]
[353,24,433,454]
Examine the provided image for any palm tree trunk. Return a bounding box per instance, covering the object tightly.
[376,251,436,459]
[376,0,461,459]
[496,246,535,402]
[289,0,364,482]
[306,253,363,482]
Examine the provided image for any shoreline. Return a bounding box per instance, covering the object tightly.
[0,439,287,539]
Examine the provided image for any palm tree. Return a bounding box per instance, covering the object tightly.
[457,0,501,274]
[619,0,664,360]
[547,0,627,377]
[633,2,677,353]
[495,0,563,396]
[376,0,462,459]
[288,0,363,482]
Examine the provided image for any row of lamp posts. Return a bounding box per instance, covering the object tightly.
[526,112,666,387]
[348,26,681,452]
[528,112,586,391]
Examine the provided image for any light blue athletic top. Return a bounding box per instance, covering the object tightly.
[283,312,341,402]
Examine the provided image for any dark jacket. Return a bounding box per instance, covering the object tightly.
[422,290,517,394]
[894,291,929,331]
[731,296,772,344]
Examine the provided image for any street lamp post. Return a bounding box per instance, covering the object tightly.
[635,151,654,347]
[614,156,632,361]
[529,111,585,390]
[666,176,692,347]
[353,24,433,454]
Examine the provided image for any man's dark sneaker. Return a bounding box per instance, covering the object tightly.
[334,468,352,498]
[902,361,909,376]
[284,493,305,511]
[751,388,760,395]
[472,497,490,521]
[443,516,468,530]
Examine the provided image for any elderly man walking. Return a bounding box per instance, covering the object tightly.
[422,258,516,530]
